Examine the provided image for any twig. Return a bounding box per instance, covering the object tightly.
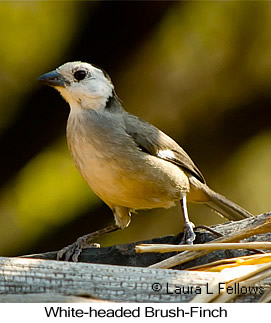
[259,287,271,303]
[190,262,271,303]
[149,213,271,269]
[213,262,271,303]
[136,242,271,253]
[188,252,271,271]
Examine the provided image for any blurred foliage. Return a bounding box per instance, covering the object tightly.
[0,1,89,133]
[0,138,99,254]
[213,130,271,215]
[118,1,271,134]
[0,1,271,256]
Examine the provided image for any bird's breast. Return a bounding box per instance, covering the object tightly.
[66,112,190,209]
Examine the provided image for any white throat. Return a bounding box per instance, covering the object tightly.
[57,87,109,113]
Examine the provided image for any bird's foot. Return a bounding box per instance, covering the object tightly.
[57,224,119,262]
[180,221,196,245]
[57,234,100,262]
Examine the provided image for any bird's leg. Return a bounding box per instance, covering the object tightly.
[180,196,195,245]
[57,224,120,262]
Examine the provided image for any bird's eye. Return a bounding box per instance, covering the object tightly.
[74,70,87,81]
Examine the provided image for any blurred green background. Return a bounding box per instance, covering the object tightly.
[0,1,270,256]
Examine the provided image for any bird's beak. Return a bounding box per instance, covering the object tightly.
[37,70,66,87]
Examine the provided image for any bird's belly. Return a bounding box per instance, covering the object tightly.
[70,143,189,209]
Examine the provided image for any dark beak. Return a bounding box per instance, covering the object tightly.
[37,70,66,87]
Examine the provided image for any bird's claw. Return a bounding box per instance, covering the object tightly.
[56,225,118,261]
[180,222,196,245]
[57,235,100,262]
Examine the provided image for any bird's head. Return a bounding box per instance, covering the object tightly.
[38,61,115,112]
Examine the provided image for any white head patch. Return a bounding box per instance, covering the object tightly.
[54,61,114,112]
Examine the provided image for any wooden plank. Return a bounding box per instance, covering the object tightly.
[1,213,270,303]
[0,256,217,303]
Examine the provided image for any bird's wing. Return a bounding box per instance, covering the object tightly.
[124,113,205,183]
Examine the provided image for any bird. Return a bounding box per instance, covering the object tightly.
[38,61,253,261]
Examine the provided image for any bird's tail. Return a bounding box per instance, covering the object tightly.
[189,177,253,221]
